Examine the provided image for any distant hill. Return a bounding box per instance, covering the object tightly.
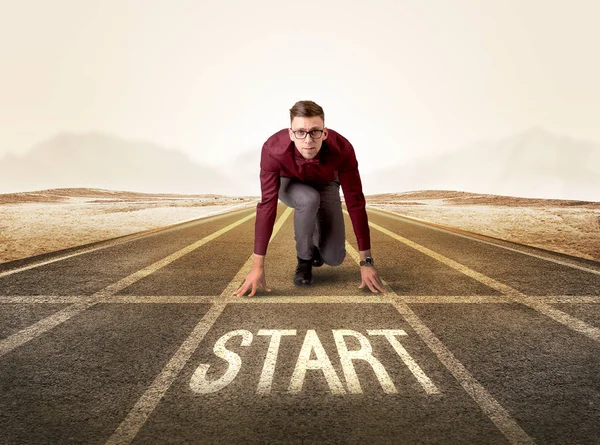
[366,190,600,208]
[0,133,237,195]
[5,128,598,201]
[225,128,600,201]
[0,187,251,205]
[362,128,600,201]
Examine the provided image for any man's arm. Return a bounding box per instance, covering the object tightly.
[254,168,280,256]
[338,163,370,252]
[235,145,280,297]
[337,143,385,293]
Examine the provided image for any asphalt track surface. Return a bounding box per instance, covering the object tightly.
[1,204,599,445]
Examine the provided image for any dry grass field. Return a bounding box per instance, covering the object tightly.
[0,188,257,264]
[367,191,600,262]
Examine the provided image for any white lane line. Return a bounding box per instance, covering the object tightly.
[106,207,293,445]
[2,295,600,305]
[223,206,294,300]
[398,295,600,304]
[358,213,600,343]
[345,242,536,445]
[399,295,600,304]
[400,296,513,304]
[393,302,536,445]
[105,302,227,445]
[355,215,524,297]
[522,300,600,337]
[0,295,387,304]
[0,296,96,304]
[0,301,100,357]
[94,296,217,304]
[0,213,256,358]
[367,206,600,276]
[227,295,394,303]
[93,212,256,298]
[539,296,600,304]
[0,205,257,279]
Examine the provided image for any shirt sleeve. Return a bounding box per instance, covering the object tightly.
[338,142,371,252]
[254,143,280,256]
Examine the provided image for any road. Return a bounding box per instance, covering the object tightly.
[1,204,599,445]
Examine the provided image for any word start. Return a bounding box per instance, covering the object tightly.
[190,329,440,395]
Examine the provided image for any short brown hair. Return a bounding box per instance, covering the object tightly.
[289,100,325,124]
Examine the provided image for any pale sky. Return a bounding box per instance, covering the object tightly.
[1,0,599,174]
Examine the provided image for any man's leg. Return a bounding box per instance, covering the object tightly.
[313,177,346,266]
[278,177,346,266]
[278,177,320,261]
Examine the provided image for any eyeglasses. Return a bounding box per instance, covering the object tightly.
[291,129,324,139]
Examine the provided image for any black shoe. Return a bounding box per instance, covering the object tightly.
[312,245,324,267]
[294,257,314,286]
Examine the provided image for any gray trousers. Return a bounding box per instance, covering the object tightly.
[278,176,346,266]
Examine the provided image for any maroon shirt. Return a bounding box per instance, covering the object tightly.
[254,128,371,256]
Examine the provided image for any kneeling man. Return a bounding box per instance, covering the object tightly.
[235,100,384,296]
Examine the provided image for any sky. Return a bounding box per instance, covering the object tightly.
[1,0,599,174]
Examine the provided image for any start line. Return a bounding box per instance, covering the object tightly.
[191,329,441,395]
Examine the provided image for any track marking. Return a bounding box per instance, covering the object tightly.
[354,212,600,343]
[257,329,297,394]
[398,295,600,304]
[2,295,600,304]
[0,295,388,304]
[0,212,256,358]
[93,212,256,298]
[367,206,600,276]
[105,302,227,445]
[0,204,257,279]
[223,206,294,300]
[534,296,600,304]
[367,329,440,395]
[106,207,293,445]
[0,296,96,304]
[344,241,536,445]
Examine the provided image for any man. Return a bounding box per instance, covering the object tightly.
[234,100,385,297]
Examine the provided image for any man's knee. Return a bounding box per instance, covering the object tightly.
[293,187,320,212]
[322,248,346,267]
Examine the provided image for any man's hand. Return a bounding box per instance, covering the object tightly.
[234,266,271,297]
[359,266,386,293]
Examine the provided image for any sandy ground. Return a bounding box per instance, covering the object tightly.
[0,189,258,264]
[1,188,598,265]
[367,191,600,262]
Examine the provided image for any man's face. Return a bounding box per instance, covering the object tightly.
[288,116,329,160]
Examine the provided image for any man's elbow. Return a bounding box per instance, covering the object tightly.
[345,193,366,208]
